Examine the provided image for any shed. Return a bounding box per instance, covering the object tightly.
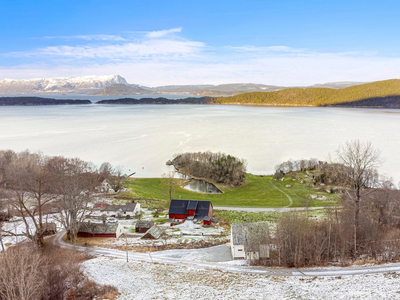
[135,220,154,233]
[77,222,123,238]
[141,225,163,239]
[231,221,270,260]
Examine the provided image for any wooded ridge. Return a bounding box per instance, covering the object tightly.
[211,79,400,107]
[0,97,91,106]
[3,79,400,107]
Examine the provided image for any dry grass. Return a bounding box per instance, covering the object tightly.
[353,259,385,266]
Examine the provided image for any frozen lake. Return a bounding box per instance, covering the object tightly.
[1,103,400,182]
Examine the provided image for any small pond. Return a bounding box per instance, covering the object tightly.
[183,179,222,194]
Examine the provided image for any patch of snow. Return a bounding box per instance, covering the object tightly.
[83,257,400,300]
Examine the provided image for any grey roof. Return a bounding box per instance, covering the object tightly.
[141,226,163,239]
[231,222,270,252]
[78,222,118,234]
[103,202,137,213]
[136,220,153,228]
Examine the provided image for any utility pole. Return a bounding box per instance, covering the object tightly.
[147,251,153,263]
[125,236,128,262]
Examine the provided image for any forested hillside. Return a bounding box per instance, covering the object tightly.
[211,79,400,107]
[0,97,91,106]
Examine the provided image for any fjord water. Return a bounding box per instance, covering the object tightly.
[1,104,400,181]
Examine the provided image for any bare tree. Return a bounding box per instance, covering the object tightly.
[336,140,382,258]
[0,220,4,251]
[49,157,97,242]
[162,170,176,201]
[99,162,124,192]
[0,245,46,300]
[0,151,55,247]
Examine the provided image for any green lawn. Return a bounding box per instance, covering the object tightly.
[123,174,338,208]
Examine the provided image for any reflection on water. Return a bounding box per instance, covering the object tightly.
[184,179,222,194]
[175,172,222,194]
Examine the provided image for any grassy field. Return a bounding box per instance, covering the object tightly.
[122,174,338,208]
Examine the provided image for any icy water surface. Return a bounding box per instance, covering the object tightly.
[1,104,400,181]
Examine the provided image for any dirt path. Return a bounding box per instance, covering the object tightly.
[268,179,293,207]
[213,206,326,212]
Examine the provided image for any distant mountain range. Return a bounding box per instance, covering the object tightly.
[3,79,400,108]
[0,75,127,94]
[0,74,366,95]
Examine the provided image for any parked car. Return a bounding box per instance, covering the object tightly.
[106,217,118,223]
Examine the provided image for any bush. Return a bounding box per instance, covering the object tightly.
[0,243,119,300]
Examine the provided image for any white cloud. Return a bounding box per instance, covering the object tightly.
[44,34,127,41]
[145,27,182,38]
[231,45,306,53]
[2,53,400,86]
[2,28,400,86]
[32,39,204,58]
[74,34,127,41]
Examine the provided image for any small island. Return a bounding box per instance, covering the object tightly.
[0,97,92,106]
[96,97,210,105]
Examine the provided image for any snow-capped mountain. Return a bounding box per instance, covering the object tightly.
[0,75,127,94]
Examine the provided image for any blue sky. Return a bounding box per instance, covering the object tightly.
[1,0,400,85]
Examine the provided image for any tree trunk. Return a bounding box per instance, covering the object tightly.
[354,187,360,259]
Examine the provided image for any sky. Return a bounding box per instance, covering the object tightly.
[1,0,400,86]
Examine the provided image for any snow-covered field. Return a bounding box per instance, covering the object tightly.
[1,214,63,250]
[83,257,400,300]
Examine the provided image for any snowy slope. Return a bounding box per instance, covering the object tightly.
[84,257,400,300]
[0,75,127,94]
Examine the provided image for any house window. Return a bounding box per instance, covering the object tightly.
[238,249,243,251]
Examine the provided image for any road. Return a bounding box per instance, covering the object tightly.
[213,206,327,212]
[54,231,400,277]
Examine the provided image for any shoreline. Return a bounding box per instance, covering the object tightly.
[0,95,398,109]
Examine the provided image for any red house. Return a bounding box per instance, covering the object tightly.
[168,199,213,225]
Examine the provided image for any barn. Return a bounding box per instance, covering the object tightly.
[77,222,123,238]
[231,221,270,260]
[168,199,213,225]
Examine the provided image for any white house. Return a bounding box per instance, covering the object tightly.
[102,203,141,218]
[95,179,115,193]
[231,221,270,260]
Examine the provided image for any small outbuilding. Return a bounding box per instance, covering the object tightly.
[231,221,270,260]
[135,220,154,233]
[141,225,163,239]
[42,223,57,236]
[77,222,124,238]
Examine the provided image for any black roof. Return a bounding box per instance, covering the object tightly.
[169,199,212,220]
[194,200,212,219]
[187,200,198,210]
